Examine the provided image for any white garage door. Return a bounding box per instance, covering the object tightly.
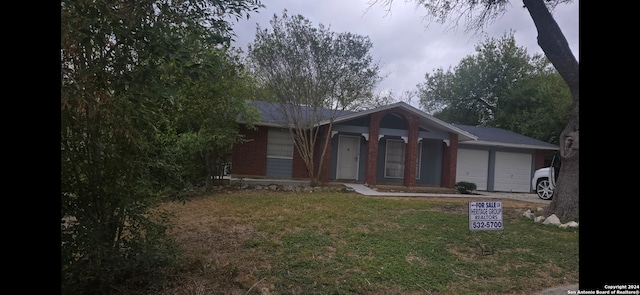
[494,152,532,192]
[456,149,489,191]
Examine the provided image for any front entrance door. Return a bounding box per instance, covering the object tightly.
[337,135,360,180]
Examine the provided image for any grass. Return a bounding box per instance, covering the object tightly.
[157,189,578,295]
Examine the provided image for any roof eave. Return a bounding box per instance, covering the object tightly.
[461,140,559,150]
[325,102,478,141]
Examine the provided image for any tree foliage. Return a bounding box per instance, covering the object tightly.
[247,11,382,186]
[493,63,571,144]
[160,49,261,192]
[60,0,263,293]
[417,32,571,144]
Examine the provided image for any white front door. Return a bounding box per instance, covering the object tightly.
[337,135,359,180]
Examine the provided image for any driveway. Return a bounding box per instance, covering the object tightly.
[230,178,551,204]
[342,183,551,204]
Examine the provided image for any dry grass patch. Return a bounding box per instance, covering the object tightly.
[156,190,577,295]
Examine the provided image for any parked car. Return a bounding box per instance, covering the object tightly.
[531,153,561,200]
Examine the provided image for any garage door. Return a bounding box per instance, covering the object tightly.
[456,149,489,190]
[494,152,532,192]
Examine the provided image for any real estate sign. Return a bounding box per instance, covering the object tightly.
[469,200,503,230]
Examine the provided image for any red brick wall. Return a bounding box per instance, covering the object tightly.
[441,133,458,188]
[403,115,419,187]
[292,127,332,181]
[231,125,267,177]
[318,126,332,183]
[365,112,383,186]
[534,150,546,170]
[535,149,558,169]
[292,139,309,179]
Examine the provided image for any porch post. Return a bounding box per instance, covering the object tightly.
[319,126,332,183]
[365,112,383,186]
[441,133,458,188]
[403,115,419,187]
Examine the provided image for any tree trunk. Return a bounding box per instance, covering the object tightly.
[547,99,579,220]
[523,0,579,221]
[315,124,333,186]
[292,127,319,187]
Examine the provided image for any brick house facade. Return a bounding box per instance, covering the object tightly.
[231,101,478,189]
[231,101,559,192]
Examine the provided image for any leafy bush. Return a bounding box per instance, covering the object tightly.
[61,207,182,295]
[61,0,264,293]
[455,181,477,194]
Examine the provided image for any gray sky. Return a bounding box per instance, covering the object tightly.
[229,0,579,107]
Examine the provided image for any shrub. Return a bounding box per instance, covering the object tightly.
[61,208,182,295]
[455,181,477,194]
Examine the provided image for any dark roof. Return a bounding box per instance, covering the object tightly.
[453,124,558,150]
[248,100,479,141]
[251,100,355,125]
[248,101,555,149]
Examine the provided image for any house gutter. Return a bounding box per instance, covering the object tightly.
[460,140,559,150]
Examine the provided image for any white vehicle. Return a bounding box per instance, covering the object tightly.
[531,153,561,200]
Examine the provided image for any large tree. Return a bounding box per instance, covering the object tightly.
[375,0,578,220]
[61,0,263,293]
[248,11,382,186]
[493,60,571,144]
[417,32,571,144]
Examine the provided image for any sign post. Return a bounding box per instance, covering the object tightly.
[468,200,504,255]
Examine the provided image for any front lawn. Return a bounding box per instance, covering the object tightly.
[157,190,578,294]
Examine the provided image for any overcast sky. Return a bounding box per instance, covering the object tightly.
[229,0,579,107]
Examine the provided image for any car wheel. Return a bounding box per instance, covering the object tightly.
[536,177,553,200]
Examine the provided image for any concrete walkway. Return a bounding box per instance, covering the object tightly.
[229,177,551,204]
[342,183,552,204]
[229,177,550,204]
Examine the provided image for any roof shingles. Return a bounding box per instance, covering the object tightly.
[247,100,555,150]
[251,100,355,125]
[453,124,558,149]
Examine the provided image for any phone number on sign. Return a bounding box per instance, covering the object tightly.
[471,221,503,229]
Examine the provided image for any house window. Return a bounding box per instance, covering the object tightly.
[385,139,405,178]
[385,139,422,179]
[267,128,294,159]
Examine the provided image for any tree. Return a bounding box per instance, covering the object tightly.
[61,0,263,293]
[161,48,261,192]
[247,11,382,186]
[493,64,571,144]
[416,32,571,144]
[373,0,578,220]
[360,89,414,110]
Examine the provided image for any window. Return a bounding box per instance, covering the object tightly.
[267,128,294,159]
[385,139,422,179]
[385,139,405,178]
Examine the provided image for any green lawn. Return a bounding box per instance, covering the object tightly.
[159,190,578,294]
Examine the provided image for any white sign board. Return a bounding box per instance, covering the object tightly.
[469,200,503,230]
